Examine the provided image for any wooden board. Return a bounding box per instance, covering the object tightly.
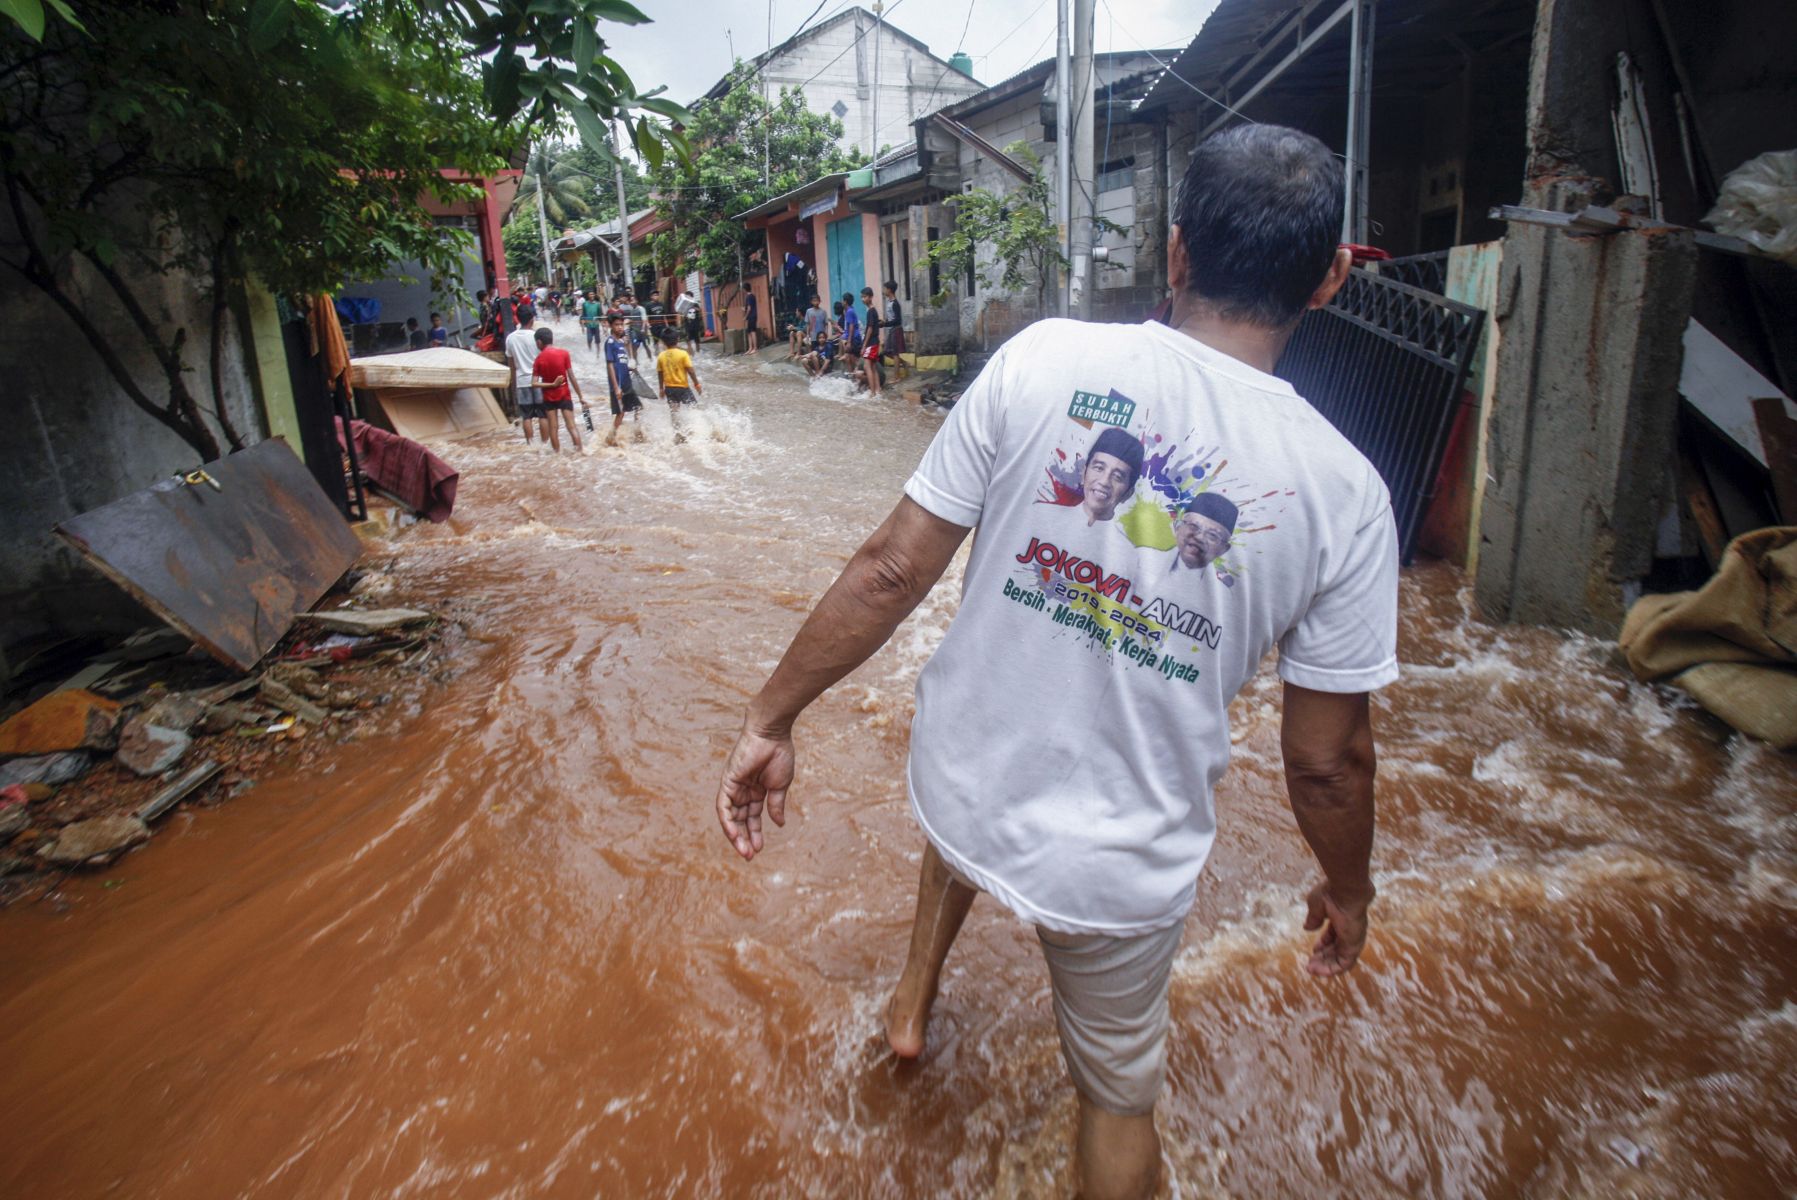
[349,347,511,390]
[372,387,508,441]
[54,438,362,672]
[1754,397,1797,525]
[1679,319,1795,468]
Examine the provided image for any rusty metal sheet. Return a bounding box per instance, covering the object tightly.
[55,438,362,672]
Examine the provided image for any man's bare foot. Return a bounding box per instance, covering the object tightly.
[884,971,939,1059]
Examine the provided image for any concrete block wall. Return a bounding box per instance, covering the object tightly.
[1475,195,1697,636]
[760,11,983,158]
[907,202,961,355]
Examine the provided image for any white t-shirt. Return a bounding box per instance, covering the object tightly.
[902,318,1400,935]
[505,327,540,387]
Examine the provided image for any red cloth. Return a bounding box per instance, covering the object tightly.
[337,419,458,523]
[533,345,573,401]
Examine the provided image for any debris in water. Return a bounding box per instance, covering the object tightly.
[36,814,151,866]
[115,719,192,778]
[299,608,435,635]
[0,689,121,755]
[136,760,223,824]
[0,751,93,788]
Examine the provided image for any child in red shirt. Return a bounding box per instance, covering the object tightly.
[532,328,586,453]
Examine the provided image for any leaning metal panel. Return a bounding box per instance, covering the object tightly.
[55,438,363,671]
[1275,267,1485,564]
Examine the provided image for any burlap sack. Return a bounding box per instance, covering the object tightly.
[1618,527,1797,749]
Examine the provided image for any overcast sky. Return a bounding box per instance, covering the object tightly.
[600,0,1218,112]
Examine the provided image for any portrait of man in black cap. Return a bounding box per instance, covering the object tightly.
[1077,426,1145,526]
[1170,492,1239,572]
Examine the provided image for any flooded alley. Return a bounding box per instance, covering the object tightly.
[2,338,1795,1199]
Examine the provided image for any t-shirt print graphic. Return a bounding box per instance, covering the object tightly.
[1005,389,1300,679]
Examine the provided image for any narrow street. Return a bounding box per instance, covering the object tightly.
[2,337,1794,1198]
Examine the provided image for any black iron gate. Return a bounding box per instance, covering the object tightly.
[1274,267,1484,563]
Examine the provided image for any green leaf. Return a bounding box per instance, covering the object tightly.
[572,20,598,75]
[634,96,691,124]
[588,0,651,27]
[40,0,84,34]
[487,53,522,118]
[248,0,292,51]
[632,118,663,171]
[0,0,46,41]
[565,100,611,159]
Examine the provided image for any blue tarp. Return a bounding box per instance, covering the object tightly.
[334,296,382,325]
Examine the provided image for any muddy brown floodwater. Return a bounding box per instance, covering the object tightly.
[3,330,1796,1198]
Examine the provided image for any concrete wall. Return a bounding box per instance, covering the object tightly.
[760,10,984,158]
[906,201,960,354]
[1475,193,1697,635]
[1091,120,1169,321]
[929,55,1172,343]
[0,239,272,664]
[1473,0,1794,633]
[952,91,1053,346]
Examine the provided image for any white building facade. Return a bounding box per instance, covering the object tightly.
[703,7,985,158]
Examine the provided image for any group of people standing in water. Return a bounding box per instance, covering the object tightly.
[791,280,906,396]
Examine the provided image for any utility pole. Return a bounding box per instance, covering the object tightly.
[535,169,554,291]
[870,1,884,157]
[1055,0,1071,317]
[769,0,776,185]
[1343,0,1375,244]
[1071,0,1095,319]
[611,119,635,294]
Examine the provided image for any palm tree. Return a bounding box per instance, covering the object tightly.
[511,144,599,228]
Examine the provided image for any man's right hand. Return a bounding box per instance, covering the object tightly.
[1302,880,1372,977]
[714,724,794,861]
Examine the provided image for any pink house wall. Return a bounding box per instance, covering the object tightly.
[810,209,832,304]
[861,214,882,302]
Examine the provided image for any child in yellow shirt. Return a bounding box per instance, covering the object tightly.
[656,328,703,439]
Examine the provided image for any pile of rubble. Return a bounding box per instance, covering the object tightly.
[0,582,447,902]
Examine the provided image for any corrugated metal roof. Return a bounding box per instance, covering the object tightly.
[1136,0,1533,114]
[936,50,1177,125]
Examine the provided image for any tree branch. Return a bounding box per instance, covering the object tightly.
[1,158,220,460]
[209,236,246,452]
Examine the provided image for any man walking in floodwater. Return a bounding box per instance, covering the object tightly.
[714,124,1397,1200]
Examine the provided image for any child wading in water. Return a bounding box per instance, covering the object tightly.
[656,326,703,443]
[531,327,585,453]
[603,313,644,446]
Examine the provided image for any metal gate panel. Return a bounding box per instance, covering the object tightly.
[1275,268,1484,563]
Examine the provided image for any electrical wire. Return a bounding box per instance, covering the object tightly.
[951,0,978,58]
[977,0,1049,64]
[786,0,835,44]
[898,0,984,152]
[1095,0,1257,128]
